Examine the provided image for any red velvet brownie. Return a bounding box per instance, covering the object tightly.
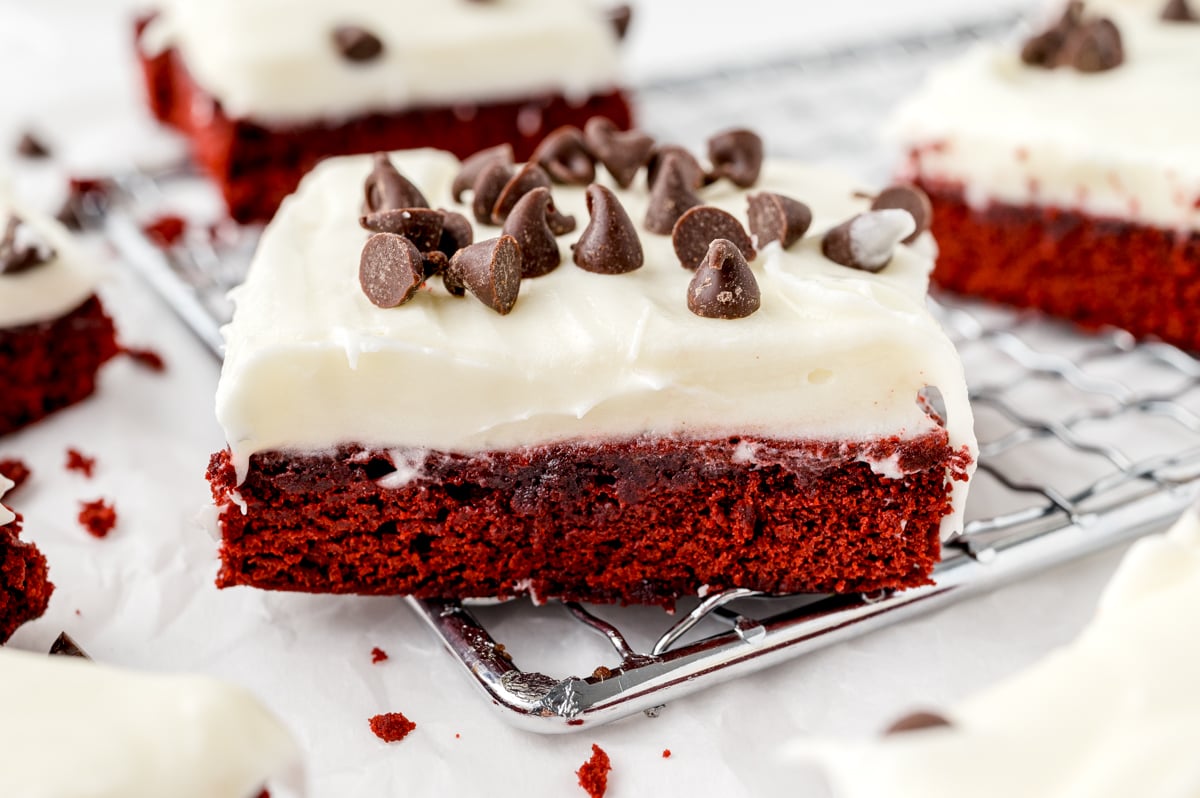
[1,203,118,436]
[209,130,976,607]
[0,475,52,644]
[135,1,633,223]
[891,0,1200,349]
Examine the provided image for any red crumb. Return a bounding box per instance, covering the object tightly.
[567,719,585,726]
[455,733,461,739]
[576,744,611,798]
[255,791,270,798]
[0,459,32,491]
[65,449,96,478]
[370,646,389,664]
[141,214,187,248]
[369,712,416,743]
[662,749,671,759]
[120,346,167,372]
[78,499,117,538]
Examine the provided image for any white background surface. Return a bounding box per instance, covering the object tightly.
[0,1,1154,796]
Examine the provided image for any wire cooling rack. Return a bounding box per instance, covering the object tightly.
[100,11,1200,732]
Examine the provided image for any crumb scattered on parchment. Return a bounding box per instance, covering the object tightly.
[369,712,416,743]
[78,499,116,538]
[120,346,167,372]
[662,749,671,759]
[65,449,96,478]
[370,646,389,664]
[576,744,611,798]
[0,458,31,491]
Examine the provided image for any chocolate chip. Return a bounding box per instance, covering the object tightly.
[883,711,952,736]
[0,215,55,275]
[359,208,445,251]
[1062,19,1124,73]
[359,233,425,308]
[471,159,514,225]
[333,25,384,62]
[363,153,428,214]
[707,129,763,188]
[747,192,812,250]
[532,126,596,186]
[1020,1,1083,67]
[644,153,702,235]
[687,239,761,319]
[1162,0,1198,21]
[444,236,522,315]
[17,132,49,159]
[573,184,643,274]
[870,185,932,244]
[491,162,552,224]
[501,187,563,278]
[646,145,705,191]
[48,631,90,659]
[422,250,449,279]
[821,210,916,273]
[672,206,756,270]
[583,118,654,189]
[438,210,474,259]
[545,200,577,237]
[452,143,514,202]
[608,4,633,40]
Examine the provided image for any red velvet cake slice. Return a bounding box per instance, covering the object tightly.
[1,201,118,436]
[135,0,633,222]
[0,475,52,644]
[209,128,977,607]
[891,0,1200,349]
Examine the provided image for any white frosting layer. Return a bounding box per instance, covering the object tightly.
[890,0,1200,231]
[799,510,1200,797]
[0,197,102,328]
[140,0,622,124]
[217,149,977,536]
[0,475,14,527]
[0,648,302,798]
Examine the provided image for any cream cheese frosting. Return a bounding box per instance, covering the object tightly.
[889,0,1200,232]
[0,197,103,329]
[798,509,1200,798]
[0,647,303,798]
[0,475,15,527]
[138,0,623,124]
[216,148,977,536]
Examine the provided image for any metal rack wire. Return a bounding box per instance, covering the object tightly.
[101,10,1200,733]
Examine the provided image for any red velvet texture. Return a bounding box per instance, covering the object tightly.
[0,512,53,644]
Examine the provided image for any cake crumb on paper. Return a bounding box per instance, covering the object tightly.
[576,744,611,798]
[65,449,96,478]
[369,712,416,743]
[78,499,116,538]
[370,646,388,664]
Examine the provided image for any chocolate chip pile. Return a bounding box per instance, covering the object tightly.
[0,215,55,275]
[355,124,931,320]
[1020,1,1124,73]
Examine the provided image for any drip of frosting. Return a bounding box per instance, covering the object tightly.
[889,0,1200,231]
[139,0,623,123]
[797,510,1200,797]
[0,648,303,798]
[216,148,977,538]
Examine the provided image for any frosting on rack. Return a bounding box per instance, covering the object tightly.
[797,509,1200,797]
[139,0,623,123]
[216,148,977,537]
[890,0,1200,231]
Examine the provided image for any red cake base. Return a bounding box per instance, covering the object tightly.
[136,20,635,223]
[0,296,118,437]
[919,179,1200,351]
[0,512,53,644]
[208,434,971,608]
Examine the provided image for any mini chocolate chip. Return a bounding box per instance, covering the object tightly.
[359,233,425,308]
[444,236,522,315]
[438,210,474,259]
[501,187,563,278]
[17,132,49,159]
[359,208,445,251]
[1020,1,1083,67]
[608,4,633,40]
[471,159,514,225]
[1063,18,1124,72]
[870,185,932,244]
[532,126,596,185]
[672,206,756,270]
[708,129,763,188]
[452,143,514,202]
[883,711,952,736]
[822,209,916,273]
[583,117,654,189]
[545,200,577,237]
[687,238,761,319]
[1162,0,1198,21]
[573,184,643,274]
[363,153,428,214]
[644,153,703,235]
[0,215,55,275]
[48,632,90,659]
[333,25,384,62]
[646,145,705,191]
[747,192,812,249]
[491,162,552,224]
